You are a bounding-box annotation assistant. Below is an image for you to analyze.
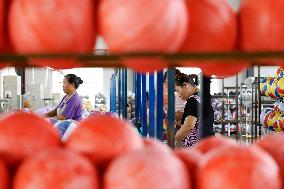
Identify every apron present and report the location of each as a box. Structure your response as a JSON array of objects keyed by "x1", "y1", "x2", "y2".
[
  {"x1": 57, "y1": 93, "x2": 76, "y2": 116},
  {"x1": 182, "y1": 94, "x2": 201, "y2": 148}
]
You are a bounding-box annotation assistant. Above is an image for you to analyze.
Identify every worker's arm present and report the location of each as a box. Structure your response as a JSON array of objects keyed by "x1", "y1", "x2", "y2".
[
  {"x1": 175, "y1": 111, "x2": 184, "y2": 122},
  {"x1": 54, "y1": 114, "x2": 67, "y2": 120},
  {"x1": 44, "y1": 109, "x2": 57, "y2": 118},
  {"x1": 175, "y1": 115, "x2": 197, "y2": 142}
]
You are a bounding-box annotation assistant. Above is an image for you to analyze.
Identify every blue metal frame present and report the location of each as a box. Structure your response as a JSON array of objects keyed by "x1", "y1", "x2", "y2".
[
  {"x1": 135, "y1": 73, "x2": 141, "y2": 120},
  {"x1": 156, "y1": 71, "x2": 164, "y2": 141},
  {"x1": 118, "y1": 69, "x2": 122, "y2": 115},
  {"x1": 141, "y1": 74, "x2": 147, "y2": 136},
  {"x1": 149, "y1": 73, "x2": 155, "y2": 137},
  {"x1": 122, "y1": 69, "x2": 128, "y2": 118},
  {"x1": 167, "y1": 68, "x2": 175, "y2": 147},
  {"x1": 109, "y1": 74, "x2": 117, "y2": 112}
]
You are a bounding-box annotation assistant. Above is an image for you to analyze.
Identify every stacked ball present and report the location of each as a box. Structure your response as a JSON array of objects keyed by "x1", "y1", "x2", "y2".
[
  {"x1": 261, "y1": 102, "x2": 284, "y2": 132},
  {"x1": 260, "y1": 67, "x2": 284, "y2": 98}
]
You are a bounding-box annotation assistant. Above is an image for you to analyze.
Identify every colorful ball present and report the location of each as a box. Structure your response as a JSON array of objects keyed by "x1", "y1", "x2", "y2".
[
  {"x1": 264, "y1": 77, "x2": 273, "y2": 97},
  {"x1": 267, "y1": 78, "x2": 276, "y2": 98},
  {"x1": 276, "y1": 67, "x2": 284, "y2": 79},
  {"x1": 277, "y1": 77, "x2": 284, "y2": 97},
  {"x1": 272, "y1": 111, "x2": 282, "y2": 132},
  {"x1": 274, "y1": 101, "x2": 281, "y2": 112},
  {"x1": 278, "y1": 114, "x2": 284, "y2": 131},
  {"x1": 270, "y1": 79, "x2": 279, "y2": 98},
  {"x1": 260, "y1": 78, "x2": 267, "y2": 95},
  {"x1": 260, "y1": 108, "x2": 273, "y2": 126},
  {"x1": 264, "y1": 110, "x2": 275, "y2": 128}
]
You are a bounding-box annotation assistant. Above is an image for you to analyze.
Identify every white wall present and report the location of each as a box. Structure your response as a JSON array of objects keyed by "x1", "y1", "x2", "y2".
[
  {"x1": 254, "y1": 66, "x2": 279, "y2": 77},
  {"x1": 0, "y1": 68, "x2": 17, "y2": 99},
  {"x1": 25, "y1": 68, "x2": 53, "y2": 98},
  {"x1": 210, "y1": 71, "x2": 247, "y2": 94}
]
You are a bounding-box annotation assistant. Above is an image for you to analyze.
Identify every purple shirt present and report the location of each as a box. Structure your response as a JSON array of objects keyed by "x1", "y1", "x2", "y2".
[{"x1": 57, "y1": 92, "x2": 82, "y2": 121}]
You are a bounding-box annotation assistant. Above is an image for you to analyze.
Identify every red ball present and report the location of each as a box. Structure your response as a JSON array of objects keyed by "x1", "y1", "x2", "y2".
[
  {"x1": 99, "y1": 0, "x2": 187, "y2": 72},
  {"x1": 0, "y1": 0, "x2": 4, "y2": 51},
  {"x1": 9, "y1": 0, "x2": 96, "y2": 69},
  {"x1": 0, "y1": 159, "x2": 8, "y2": 189},
  {"x1": 14, "y1": 148, "x2": 99, "y2": 189},
  {"x1": 99, "y1": 0, "x2": 187, "y2": 52},
  {"x1": 66, "y1": 115, "x2": 143, "y2": 167},
  {"x1": 240, "y1": 0, "x2": 284, "y2": 66},
  {"x1": 196, "y1": 146, "x2": 281, "y2": 189},
  {"x1": 175, "y1": 149, "x2": 202, "y2": 189},
  {"x1": 180, "y1": 0, "x2": 247, "y2": 78},
  {"x1": 193, "y1": 136, "x2": 237, "y2": 154},
  {"x1": 0, "y1": 112, "x2": 60, "y2": 166},
  {"x1": 143, "y1": 138, "x2": 171, "y2": 153},
  {"x1": 104, "y1": 148, "x2": 191, "y2": 189},
  {"x1": 0, "y1": 0, "x2": 13, "y2": 69},
  {"x1": 123, "y1": 57, "x2": 166, "y2": 74},
  {"x1": 256, "y1": 135, "x2": 284, "y2": 184}
]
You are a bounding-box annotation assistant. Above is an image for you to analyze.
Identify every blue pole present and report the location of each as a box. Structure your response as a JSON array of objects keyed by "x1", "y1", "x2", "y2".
[
  {"x1": 118, "y1": 69, "x2": 122, "y2": 116},
  {"x1": 112, "y1": 75, "x2": 117, "y2": 112},
  {"x1": 156, "y1": 71, "x2": 164, "y2": 141},
  {"x1": 149, "y1": 73, "x2": 155, "y2": 137},
  {"x1": 110, "y1": 77, "x2": 112, "y2": 112},
  {"x1": 167, "y1": 69, "x2": 175, "y2": 148},
  {"x1": 141, "y1": 74, "x2": 147, "y2": 136},
  {"x1": 122, "y1": 69, "x2": 128, "y2": 118},
  {"x1": 134, "y1": 72, "x2": 141, "y2": 120}
]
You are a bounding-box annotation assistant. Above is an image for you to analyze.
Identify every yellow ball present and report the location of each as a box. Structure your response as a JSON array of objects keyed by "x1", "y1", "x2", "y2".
[
  {"x1": 260, "y1": 78, "x2": 267, "y2": 95},
  {"x1": 270, "y1": 79, "x2": 279, "y2": 98},
  {"x1": 267, "y1": 111, "x2": 276, "y2": 127},
  {"x1": 266, "y1": 77, "x2": 275, "y2": 97},
  {"x1": 276, "y1": 67, "x2": 284, "y2": 79},
  {"x1": 277, "y1": 77, "x2": 284, "y2": 97},
  {"x1": 272, "y1": 111, "x2": 281, "y2": 131}
]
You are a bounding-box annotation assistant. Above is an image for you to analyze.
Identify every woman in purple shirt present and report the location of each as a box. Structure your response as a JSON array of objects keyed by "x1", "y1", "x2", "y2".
[{"x1": 45, "y1": 74, "x2": 83, "y2": 121}]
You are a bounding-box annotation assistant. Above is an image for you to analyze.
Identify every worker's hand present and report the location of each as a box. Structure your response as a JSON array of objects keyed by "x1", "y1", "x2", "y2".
[{"x1": 175, "y1": 121, "x2": 181, "y2": 126}]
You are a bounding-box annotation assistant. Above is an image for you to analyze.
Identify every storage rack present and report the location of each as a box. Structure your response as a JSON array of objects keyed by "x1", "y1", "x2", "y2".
[
  {"x1": 3, "y1": 51, "x2": 284, "y2": 148},
  {"x1": 239, "y1": 66, "x2": 280, "y2": 142},
  {"x1": 212, "y1": 75, "x2": 240, "y2": 139}
]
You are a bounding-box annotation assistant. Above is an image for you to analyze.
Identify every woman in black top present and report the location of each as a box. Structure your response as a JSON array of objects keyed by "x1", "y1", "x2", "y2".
[{"x1": 175, "y1": 73, "x2": 200, "y2": 148}]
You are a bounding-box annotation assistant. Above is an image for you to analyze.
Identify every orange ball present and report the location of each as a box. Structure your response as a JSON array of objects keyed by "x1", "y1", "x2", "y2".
[
  {"x1": 66, "y1": 115, "x2": 143, "y2": 167},
  {"x1": 9, "y1": 0, "x2": 96, "y2": 69},
  {"x1": 0, "y1": 159, "x2": 8, "y2": 189},
  {"x1": 240, "y1": 0, "x2": 284, "y2": 65},
  {"x1": 180, "y1": 0, "x2": 247, "y2": 78},
  {"x1": 104, "y1": 148, "x2": 191, "y2": 189},
  {"x1": 193, "y1": 136, "x2": 237, "y2": 154},
  {"x1": 14, "y1": 148, "x2": 99, "y2": 189},
  {"x1": 123, "y1": 57, "x2": 166, "y2": 74},
  {"x1": 143, "y1": 138, "x2": 171, "y2": 153},
  {"x1": 196, "y1": 146, "x2": 281, "y2": 189},
  {"x1": 99, "y1": 0, "x2": 187, "y2": 52},
  {"x1": 175, "y1": 149, "x2": 202, "y2": 189},
  {"x1": 99, "y1": 0, "x2": 188, "y2": 72},
  {"x1": 256, "y1": 135, "x2": 284, "y2": 184},
  {"x1": 0, "y1": 0, "x2": 4, "y2": 52},
  {"x1": 0, "y1": 112, "x2": 60, "y2": 166}
]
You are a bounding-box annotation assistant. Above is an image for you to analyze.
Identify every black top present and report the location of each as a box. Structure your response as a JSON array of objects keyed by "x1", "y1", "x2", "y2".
[
  {"x1": 181, "y1": 92, "x2": 199, "y2": 125},
  {"x1": 180, "y1": 92, "x2": 200, "y2": 147}
]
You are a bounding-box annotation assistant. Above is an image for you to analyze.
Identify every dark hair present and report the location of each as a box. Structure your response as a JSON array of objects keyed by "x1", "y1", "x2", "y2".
[
  {"x1": 64, "y1": 74, "x2": 83, "y2": 89},
  {"x1": 176, "y1": 74, "x2": 198, "y2": 87},
  {"x1": 163, "y1": 69, "x2": 182, "y2": 83}
]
